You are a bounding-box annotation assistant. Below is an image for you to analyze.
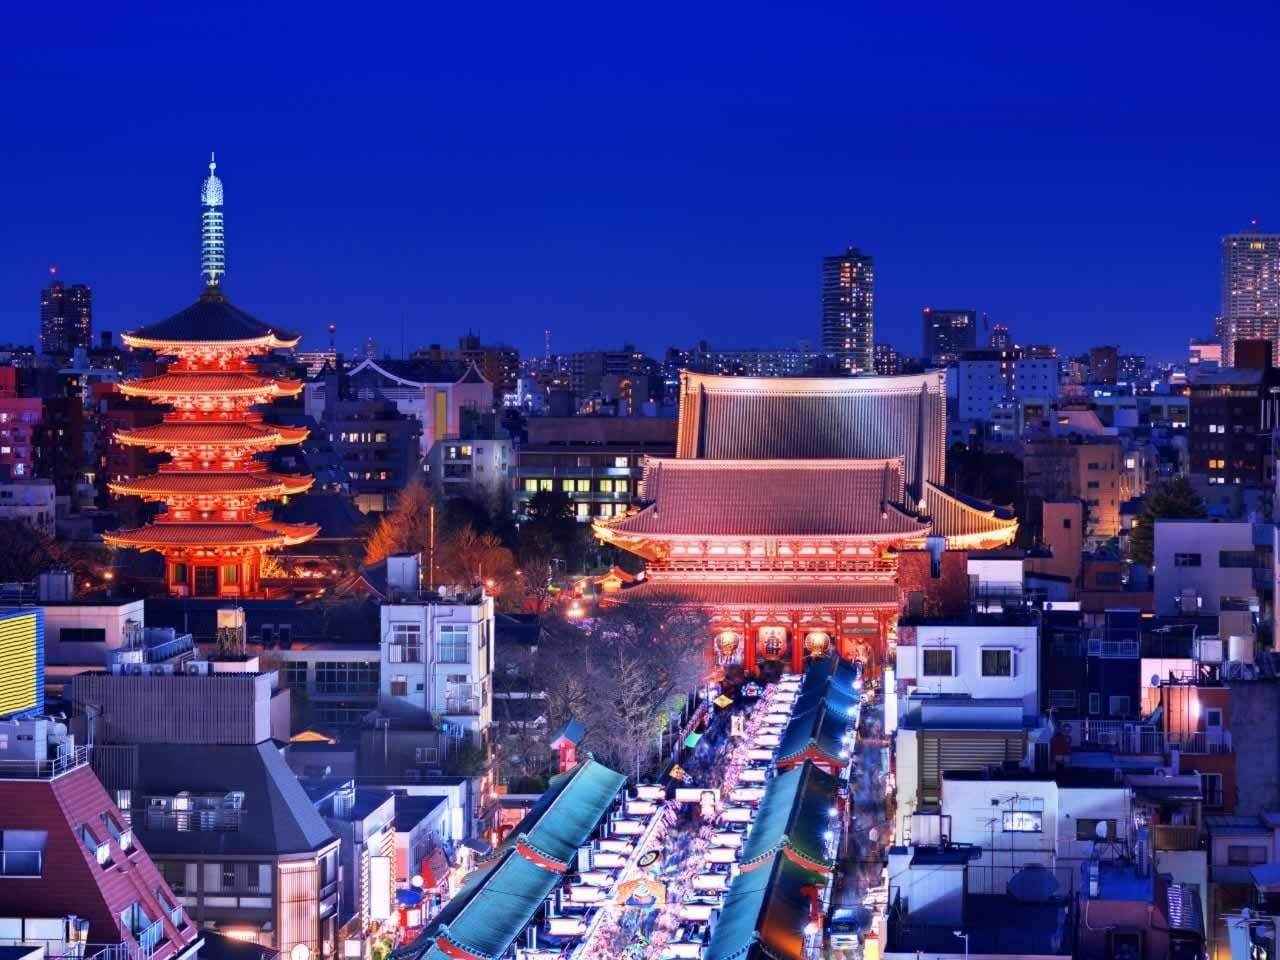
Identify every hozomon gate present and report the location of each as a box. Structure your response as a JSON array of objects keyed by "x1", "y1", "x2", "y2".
[{"x1": 594, "y1": 371, "x2": 1017, "y2": 676}]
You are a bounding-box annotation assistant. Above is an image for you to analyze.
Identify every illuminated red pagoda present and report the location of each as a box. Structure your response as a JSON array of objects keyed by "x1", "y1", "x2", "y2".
[{"x1": 104, "y1": 157, "x2": 318, "y2": 597}]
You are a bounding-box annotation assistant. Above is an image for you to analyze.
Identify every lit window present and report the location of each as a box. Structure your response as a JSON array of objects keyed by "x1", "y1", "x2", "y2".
[{"x1": 1002, "y1": 811, "x2": 1042, "y2": 833}]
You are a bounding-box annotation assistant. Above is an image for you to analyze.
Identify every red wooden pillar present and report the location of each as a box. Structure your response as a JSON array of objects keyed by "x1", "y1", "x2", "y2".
[
  {"x1": 789, "y1": 614, "x2": 804, "y2": 674},
  {"x1": 742, "y1": 612, "x2": 756, "y2": 675}
]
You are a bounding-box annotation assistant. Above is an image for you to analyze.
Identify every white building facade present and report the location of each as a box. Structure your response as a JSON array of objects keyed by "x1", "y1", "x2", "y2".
[{"x1": 378, "y1": 555, "x2": 495, "y2": 747}]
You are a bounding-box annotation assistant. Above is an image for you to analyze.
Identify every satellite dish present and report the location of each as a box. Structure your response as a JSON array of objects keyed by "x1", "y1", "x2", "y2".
[
  {"x1": 1095, "y1": 820, "x2": 1111, "y2": 840},
  {"x1": 1007, "y1": 864, "x2": 1058, "y2": 903}
]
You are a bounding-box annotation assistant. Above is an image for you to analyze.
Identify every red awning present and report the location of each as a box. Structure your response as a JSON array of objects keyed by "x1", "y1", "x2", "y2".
[{"x1": 422, "y1": 848, "x2": 451, "y2": 889}]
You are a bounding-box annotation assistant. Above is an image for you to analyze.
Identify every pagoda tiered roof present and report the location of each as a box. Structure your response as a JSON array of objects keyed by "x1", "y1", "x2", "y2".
[
  {"x1": 118, "y1": 371, "x2": 303, "y2": 400},
  {"x1": 598, "y1": 458, "x2": 928, "y2": 541},
  {"x1": 104, "y1": 520, "x2": 319, "y2": 551},
  {"x1": 121, "y1": 286, "x2": 298, "y2": 351},
  {"x1": 113, "y1": 421, "x2": 309, "y2": 448},
  {"x1": 109, "y1": 472, "x2": 314, "y2": 499}
]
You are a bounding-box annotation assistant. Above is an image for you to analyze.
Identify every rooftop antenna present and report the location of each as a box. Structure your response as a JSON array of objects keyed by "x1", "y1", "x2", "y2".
[
  {"x1": 545, "y1": 328, "x2": 552, "y2": 363},
  {"x1": 328, "y1": 323, "x2": 336, "y2": 353}
]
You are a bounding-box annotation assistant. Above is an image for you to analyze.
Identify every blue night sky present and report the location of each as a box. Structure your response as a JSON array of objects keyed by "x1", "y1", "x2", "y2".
[{"x1": 1, "y1": 1, "x2": 1277, "y2": 362}]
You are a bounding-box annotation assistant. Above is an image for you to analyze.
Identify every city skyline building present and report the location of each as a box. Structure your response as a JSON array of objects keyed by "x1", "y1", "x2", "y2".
[
  {"x1": 1221, "y1": 224, "x2": 1280, "y2": 366},
  {"x1": 821, "y1": 246, "x2": 875, "y2": 374},
  {"x1": 921, "y1": 307, "x2": 977, "y2": 365},
  {"x1": 39, "y1": 272, "x2": 92, "y2": 355}
]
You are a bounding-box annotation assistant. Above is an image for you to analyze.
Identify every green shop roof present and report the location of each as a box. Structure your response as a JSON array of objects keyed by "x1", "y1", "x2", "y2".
[
  {"x1": 776, "y1": 700, "x2": 850, "y2": 768},
  {"x1": 703, "y1": 853, "x2": 815, "y2": 960},
  {"x1": 738, "y1": 761, "x2": 838, "y2": 874},
  {"x1": 419, "y1": 849, "x2": 561, "y2": 960},
  {"x1": 484, "y1": 757, "x2": 627, "y2": 867}
]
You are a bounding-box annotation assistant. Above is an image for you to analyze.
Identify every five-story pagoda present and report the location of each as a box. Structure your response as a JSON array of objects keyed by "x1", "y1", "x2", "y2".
[{"x1": 104, "y1": 156, "x2": 318, "y2": 597}]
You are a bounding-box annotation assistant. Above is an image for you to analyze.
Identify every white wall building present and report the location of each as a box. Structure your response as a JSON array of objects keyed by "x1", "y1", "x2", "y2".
[
  {"x1": 378, "y1": 554, "x2": 495, "y2": 747},
  {"x1": 895, "y1": 621, "x2": 1040, "y2": 719},
  {"x1": 1153, "y1": 519, "x2": 1256, "y2": 617},
  {"x1": 933, "y1": 770, "x2": 1131, "y2": 896}
]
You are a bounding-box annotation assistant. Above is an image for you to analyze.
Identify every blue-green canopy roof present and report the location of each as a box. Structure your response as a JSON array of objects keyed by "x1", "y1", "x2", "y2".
[
  {"x1": 739, "y1": 761, "x2": 838, "y2": 873},
  {"x1": 703, "y1": 853, "x2": 814, "y2": 960},
  {"x1": 396, "y1": 758, "x2": 627, "y2": 960},
  {"x1": 486, "y1": 757, "x2": 627, "y2": 867},
  {"x1": 422, "y1": 850, "x2": 561, "y2": 960},
  {"x1": 776, "y1": 700, "x2": 850, "y2": 767}
]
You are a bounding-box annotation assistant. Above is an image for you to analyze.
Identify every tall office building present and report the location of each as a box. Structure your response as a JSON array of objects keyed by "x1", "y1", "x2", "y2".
[
  {"x1": 39, "y1": 274, "x2": 92, "y2": 355},
  {"x1": 0, "y1": 608, "x2": 43, "y2": 719},
  {"x1": 821, "y1": 247, "x2": 875, "y2": 374},
  {"x1": 989, "y1": 323, "x2": 1011, "y2": 350},
  {"x1": 1221, "y1": 225, "x2": 1280, "y2": 366},
  {"x1": 921, "y1": 308, "x2": 977, "y2": 365}
]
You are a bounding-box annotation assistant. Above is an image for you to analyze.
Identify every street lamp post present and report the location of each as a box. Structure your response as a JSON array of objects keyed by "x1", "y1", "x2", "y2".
[{"x1": 953, "y1": 930, "x2": 969, "y2": 959}]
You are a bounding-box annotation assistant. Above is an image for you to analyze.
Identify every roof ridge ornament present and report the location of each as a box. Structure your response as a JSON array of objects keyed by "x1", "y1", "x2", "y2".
[{"x1": 200, "y1": 152, "x2": 226, "y2": 288}]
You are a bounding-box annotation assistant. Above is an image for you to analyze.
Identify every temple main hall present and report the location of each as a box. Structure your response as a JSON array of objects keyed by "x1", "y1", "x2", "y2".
[{"x1": 594, "y1": 370, "x2": 1017, "y2": 675}]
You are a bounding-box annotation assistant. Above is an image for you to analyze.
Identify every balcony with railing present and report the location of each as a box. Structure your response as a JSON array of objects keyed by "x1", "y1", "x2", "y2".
[
  {"x1": 0, "y1": 744, "x2": 90, "y2": 779},
  {"x1": 1167, "y1": 731, "x2": 1233, "y2": 755},
  {"x1": 1148, "y1": 824, "x2": 1202, "y2": 851},
  {"x1": 134, "y1": 919, "x2": 164, "y2": 958},
  {"x1": 1087, "y1": 637, "x2": 1139, "y2": 658},
  {"x1": 443, "y1": 696, "x2": 480, "y2": 716},
  {"x1": 143, "y1": 806, "x2": 243, "y2": 833},
  {"x1": 1072, "y1": 720, "x2": 1165, "y2": 754},
  {"x1": 0, "y1": 941, "x2": 168, "y2": 960}
]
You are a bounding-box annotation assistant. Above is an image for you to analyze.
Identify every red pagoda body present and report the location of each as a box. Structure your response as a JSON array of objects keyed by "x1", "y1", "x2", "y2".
[
  {"x1": 106, "y1": 158, "x2": 318, "y2": 596},
  {"x1": 103, "y1": 285, "x2": 318, "y2": 596}
]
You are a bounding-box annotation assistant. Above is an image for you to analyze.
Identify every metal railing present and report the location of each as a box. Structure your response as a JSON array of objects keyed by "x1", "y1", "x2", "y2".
[
  {"x1": 144, "y1": 807, "x2": 242, "y2": 832},
  {"x1": 1167, "y1": 731, "x2": 1233, "y2": 754},
  {"x1": 141, "y1": 632, "x2": 194, "y2": 663},
  {"x1": 1072, "y1": 720, "x2": 1164, "y2": 754},
  {"x1": 0, "y1": 848, "x2": 42, "y2": 875},
  {"x1": 1149, "y1": 824, "x2": 1202, "y2": 851},
  {"x1": 134, "y1": 919, "x2": 163, "y2": 958},
  {"x1": 0, "y1": 745, "x2": 90, "y2": 779},
  {"x1": 1087, "y1": 638, "x2": 1140, "y2": 658},
  {"x1": 0, "y1": 940, "x2": 150, "y2": 960}
]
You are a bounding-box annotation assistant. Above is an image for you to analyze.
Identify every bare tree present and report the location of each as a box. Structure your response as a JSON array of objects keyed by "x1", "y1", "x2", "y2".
[{"x1": 538, "y1": 603, "x2": 707, "y2": 779}]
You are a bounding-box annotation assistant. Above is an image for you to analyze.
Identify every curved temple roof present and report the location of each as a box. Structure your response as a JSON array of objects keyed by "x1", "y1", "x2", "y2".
[
  {"x1": 108, "y1": 472, "x2": 314, "y2": 500},
  {"x1": 119, "y1": 372, "x2": 303, "y2": 400},
  {"x1": 599, "y1": 457, "x2": 926, "y2": 540},
  {"x1": 121, "y1": 286, "x2": 298, "y2": 350},
  {"x1": 113, "y1": 421, "x2": 309, "y2": 448},
  {"x1": 103, "y1": 520, "x2": 319, "y2": 551}
]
